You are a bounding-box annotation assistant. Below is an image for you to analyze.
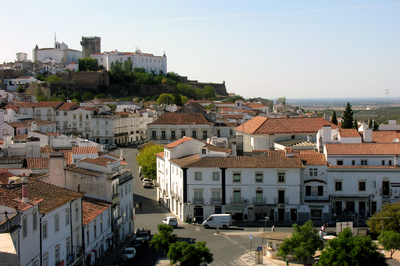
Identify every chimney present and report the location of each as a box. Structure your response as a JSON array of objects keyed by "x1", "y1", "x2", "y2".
[
  {"x1": 363, "y1": 128, "x2": 372, "y2": 143},
  {"x1": 231, "y1": 141, "x2": 237, "y2": 156},
  {"x1": 120, "y1": 149, "x2": 123, "y2": 161},
  {"x1": 284, "y1": 148, "x2": 293, "y2": 157},
  {"x1": 269, "y1": 134, "x2": 275, "y2": 151},
  {"x1": 21, "y1": 174, "x2": 28, "y2": 203}
]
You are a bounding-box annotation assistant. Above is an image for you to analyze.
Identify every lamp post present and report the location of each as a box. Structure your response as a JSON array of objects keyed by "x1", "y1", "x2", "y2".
[
  {"x1": 264, "y1": 217, "x2": 269, "y2": 233},
  {"x1": 188, "y1": 202, "x2": 191, "y2": 223}
]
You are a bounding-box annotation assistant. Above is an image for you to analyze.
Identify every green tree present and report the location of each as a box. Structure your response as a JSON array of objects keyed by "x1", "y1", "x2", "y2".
[
  {"x1": 173, "y1": 89, "x2": 182, "y2": 106},
  {"x1": 82, "y1": 92, "x2": 94, "y2": 101},
  {"x1": 168, "y1": 241, "x2": 213, "y2": 266},
  {"x1": 149, "y1": 224, "x2": 178, "y2": 256},
  {"x1": 331, "y1": 110, "x2": 338, "y2": 125},
  {"x1": 123, "y1": 56, "x2": 133, "y2": 74},
  {"x1": 203, "y1": 85, "x2": 216, "y2": 99},
  {"x1": 78, "y1": 57, "x2": 98, "y2": 71},
  {"x1": 151, "y1": 95, "x2": 159, "y2": 101},
  {"x1": 144, "y1": 96, "x2": 152, "y2": 102},
  {"x1": 166, "y1": 72, "x2": 180, "y2": 83},
  {"x1": 94, "y1": 94, "x2": 104, "y2": 99},
  {"x1": 318, "y1": 228, "x2": 386, "y2": 266},
  {"x1": 35, "y1": 74, "x2": 46, "y2": 81},
  {"x1": 367, "y1": 202, "x2": 400, "y2": 234},
  {"x1": 368, "y1": 118, "x2": 373, "y2": 129},
  {"x1": 135, "y1": 97, "x2": 142, "y2": 103},
  {"x1": 70, "y1": 92, "x2": 82, "y2": 102},
  {"x1": 373, "y1": 121, "x2": 380, "y2": 131},
  {"x1": 71, "y1": 99, "x2": 80, "y2": 104},
  {"x1": 136, "y1": 143, "x2": 164, "y2": 179},
  {"x1": 277, "y1": 220, "x2": 324, "y2": 264},
  {"x1": 106, "y1": 104, "x2": 116, "y2": 111},
  {"x1": 36, "y1": 87, "x2": 48, "y2": 101},
  {"x1": 378, "y1": 230, "x2": 400, "y2": 258},
  {"x1": 157, "y1": 93, "x2": 174, "y2": 105},
  {"x1": 341, "y1": 102, "x2": 354, "y2": 128},
  {"x1": 353, "y1": 119, "x2": 358, "y2": 129},
  {"x1": 17, "y1": 85, "x2": 24, "y2": 93},
  {"x1": 45, "y1": 75, "x2": 62, "y2": 83}
]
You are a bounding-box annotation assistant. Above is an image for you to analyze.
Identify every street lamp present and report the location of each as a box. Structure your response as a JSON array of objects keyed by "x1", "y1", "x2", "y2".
[
  {"x1": 188, "y1": 202, "x2": 191, "y2": 223},
  {"x1": 264, "y1": 217, "x2": 269, "y2": 232}
]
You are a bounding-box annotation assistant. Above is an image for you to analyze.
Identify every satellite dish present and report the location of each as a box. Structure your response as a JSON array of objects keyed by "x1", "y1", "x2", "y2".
[{"x1": 393, "y1": 138, "x2": 399, "y2": 143}]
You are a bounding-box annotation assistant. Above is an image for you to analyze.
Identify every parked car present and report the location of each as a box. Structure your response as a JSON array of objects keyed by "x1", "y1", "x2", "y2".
[
  {"x1": 328, "y1": 217, "x2": 353, "y2": 227},
  {"x1": 202, "y1": 214, "x2": 232, "y2": 229},
  {"x1": 143, "y1": 181, "x2": 152, "y2": 188},
  {"x1": 113, "y1": 254, "x2": 128, "y2": 266},
  {"x1": 122, "y1": 247, "x2": 137, "y2": 259},
  {"x1": 162, "y1": 217, "x2": 178, "y2": 228},
  {"x1": 136, "y1": 229, "x2": 151, "y2": 243},
  {"x1": 130, "y1": 238, "x2": 145, "y2": 251},
  {"x1": 142, "y1": 178, "x2": 152, "y2": 184}
]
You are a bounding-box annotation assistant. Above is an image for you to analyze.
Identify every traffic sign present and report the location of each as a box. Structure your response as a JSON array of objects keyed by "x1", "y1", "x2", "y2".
[
  {"x1": 257, "y1": 246, "x2": 262, "y2": 252},
  {"x1": 250, "y1": 235, "x2": 253, "y2": 240}
]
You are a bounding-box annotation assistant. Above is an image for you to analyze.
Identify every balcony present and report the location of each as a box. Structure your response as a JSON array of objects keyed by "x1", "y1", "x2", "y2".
[
  {"x1": 305, "y1": 196, "x2": 329, "y2": 202},
  {"x1": 113, "y1": 216, "x2": 123, "y2": 228},
  {"x1": 210, "y1": 198, "x2": 222, "y2": 204},
  {"x1": 380, "y1": 189, "x2": 392, "y2": 196},
  {"x1": 274, "y1": 197, "x2": 288, "y2": 204},
  {"x1": 0, "y1": 214, "x2": 19, "y2": 233},
  {"x1": 252, "y1": 197, "x2": 266, "y2": 204},
  {"x1": 170, "y1": 191, "x2": 175, "y2": 198},
  {"x1": 192, "y1": 197, "x2": 204, "y2": 204},
  {"x1": 230, "y1": 197, "x2": 244, "y2": 204}
]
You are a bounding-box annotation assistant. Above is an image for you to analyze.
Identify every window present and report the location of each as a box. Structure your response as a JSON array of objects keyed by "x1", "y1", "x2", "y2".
[
  {"x1": 203, "y1": 131, "x2": 207, "y2": 140},
  {"x1": 306, "y1": 186, "x2": 311, "y2": 196},
  {"x1": 389, "y1": 160, "x2": 392, "y2": 166},
  {"x1": 233, "y1": 173, "x2": 241, "y2": 183},
  {"x1": 278, "y1": 173, "x2": 285, "y2": 183},
  {"x1": 335, "y1": 181, "x2": 342, "y2": 191},
  {"x1": 195, "y1": 172, "x2": 202, "y2": 180},
  {"x1": 73, "y1": 114, "x2": 76, "y2": 120},
  {"x1": 352, "y1": 160, "x2": 355, "y2": 165},
  {"x1": 105, "y1": 121, "x2": 108, "y2": 125},
  {"x1": 66, "y1": 237, "x2": 71, "y2": 257},
  {"x1": 100, "y1": 214, "x2": 103, "y2": 232},
  {"x1": 171, "y1": 131, "x2": 175, "y2": 139},
  {"x1": 256, "y1": 190, "x2": 263, "y2": 204},
  {"x1": 181, "y1": 131, "x2": 186, "y2": 138},
  {"x1": 108, "y1": 209, "x2": 110, "y2": 226},
  {"x1": 55, "y1": 214, "x2": 59, "y2": 232},
  {"x1": 94, "y1": 220, "x2": 97, "y2": 238},
  {"x1": 86, "y1": 228, "x2": 90, "y2": 245},
  {"x1": 309, "y1": 168, "x2": 318, "y2": 176},
  {"x1": 192, "y1": 131, "x2": 197, "y2": 139},
  {"x1": 337, "y1": 160, "x2": 343, "y2": 165},
  {"x1": 382, "y1": 160, "x2": 385, "y2": 166},
  {"x1": 33, "y1": 210, "x2": 37, "y2": 231},
  {"x1": 212, "y1": 191, "x2": 220, "y2": 204},
  {"x1": 256, "y1": 173, "x2": 263, "y2": 183},
  {"x1": 212, "y1": 172, "x2": 220, "y2": 181},
  {"x1": 318, "y1": 186, "x2": 323, "y2": 196},
  {"x1": 152, "y1": 131, "x2": 156, "y2": 139},
  {"x1": 86, "y1": 115, "x2": 89, "y2": 119},
  {"x1": 43, "y1": 222, "x2": 48, "y2": 239},
  {"x1": 361, "y1": 160, "x2": 368, "y2": 165},
  {"x1": 194, "y1": 191, "x2": 203, "y2": 204},
  {"x1": 96, "y1": 120, "x2": 99, "y2": 125},
  {"x1": 105, "y1": 130, "x2": 108, "y2": 135},
  {"x1": 22, "y1": 216, "x2": 27, "y2": 237},
  {"x1": 359, "y1": 181, "x2": 366, "y2": 191},
  {"x1": 162, "y1": 131, "x2": 166, "y2": 139},
  {"x1": 121, "y1": 188, "x2": 123, "y2": 198},
  {"x1": 75, "y1": 204, "x2": 79, "y2": 222},
  {"x1": 43, "y1": 253, "x2": 48, "y2": 266},
  {"x1": 55, "y1": 244, "x2": 60, "y2": 263},
  {"x1": 233, "y1": 190, "x2": 241, "y2": 203}
]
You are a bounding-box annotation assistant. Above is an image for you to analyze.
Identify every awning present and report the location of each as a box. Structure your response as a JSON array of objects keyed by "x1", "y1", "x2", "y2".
[
  {"x1": 57, "y1": 261, "x2": 64, "y2": 266},
  {"x1": 92, "y1": 249, "x2": 97, "y2": 253},
  {"x1": 226, "y1": 205, "x2": 243, "y2": 213},
  {"x1": 87, "y1": 254, "x2": 92, "y2": 258}
]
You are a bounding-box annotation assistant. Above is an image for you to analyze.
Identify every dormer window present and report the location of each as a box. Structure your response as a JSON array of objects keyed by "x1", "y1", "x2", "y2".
[{"x1": 202, "y1": 149, "x2": 207, "y2": 154}]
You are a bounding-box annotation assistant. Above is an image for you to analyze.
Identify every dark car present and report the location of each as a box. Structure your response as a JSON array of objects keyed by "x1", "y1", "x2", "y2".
[
  {"x1": 113, "y1": 254, "x2": 128, "y2": 266},
  {"x1": 130, "y1": 238, "x2": 145, "y2": 251},
  {"x1": 328, "y1": 218, "x2": 353, "y2": 227}
]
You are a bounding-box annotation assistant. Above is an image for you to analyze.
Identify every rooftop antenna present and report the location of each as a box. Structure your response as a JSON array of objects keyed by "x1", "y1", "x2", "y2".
[{"x1": 385, "y1": 90, "x2": 390, "y2": 105}]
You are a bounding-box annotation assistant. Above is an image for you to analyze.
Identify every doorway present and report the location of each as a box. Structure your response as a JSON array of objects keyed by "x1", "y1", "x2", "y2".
[
  {"x1": 194, "y1": 207, "x2": 203, "y2": 224},
  {"x1": 335, "y1": 201, "x2": 342, "y2": 215},
  {"x1": 278, "y1": 208, "x2": 285, "y2": 221},
  {"x1": 371, "y1": 201, "x2": 377, "y2": 215},
  {"x1": 290, "y1": 209, "x2": 297, "y2": 221},
  {"x1": 359, "y1": 202, "x2": 366, "y2": 217},
  {"x1": 248, "y1": 208, "x2": 254, "y2": 222}
]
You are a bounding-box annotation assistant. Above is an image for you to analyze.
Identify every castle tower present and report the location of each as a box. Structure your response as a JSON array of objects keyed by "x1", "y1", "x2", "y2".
[{"x1": 80, "y1": 36, "x2": 101, "y2": 58}]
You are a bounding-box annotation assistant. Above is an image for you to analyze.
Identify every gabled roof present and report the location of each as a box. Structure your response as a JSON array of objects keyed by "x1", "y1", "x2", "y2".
[
  {"x1": 57, "y1": 102, "x2": 78, "y2": 110},
  {"x1": 325, "y1": 143, "x2": 400, "y2": 155},
  {"x1": 234, "y1": 117, "x2": 337, "y2": 135},
  {"x1": 165, "y1": 137, "x2": 194, "y2": 148},
  {"x1": 0, "y1": 171, "x2": 14, "y2": 184},
  {"x1": 80, "y1": 157, "x2": 117, "y2": 166},
  {"x1": 82, "y1": 196, "x2": 111, "y2": 225},
  {"x1": 339, "y1": 128, "x2": 361, "y2": 138},
  {"x1": 149, "y1": 113, "x2": 213, "y2": 125},
  {"x1": 65, "y1": 165, "x2": 100, "y2": 176},
  {"x1": 16, "y1": 101, "x2": 64, "y2": 108},
  {"x1": 27, "y1": 158, "x2": 49, "y2": 169},
  {"x1": 372, "y1": 131, "x2": 400, "y2": 143},
  {"x1": 294, "y1": 151, "x2": 327, "y2": 165},
  {"x1": 72, "y1": 146, "x2": 98, "y2": 155},
  {"x1": 0, "y1": 187, "x2": 42, "y2": 211},
  {"x1": 246, "y1": 103, "x2": 268, "y2": 109},
  {"x1": 14, "y1": 180, "x2": 85, "y2": 214},
  {"x1": 203, "y1": 144, "x2": 231, "y2": 153}
]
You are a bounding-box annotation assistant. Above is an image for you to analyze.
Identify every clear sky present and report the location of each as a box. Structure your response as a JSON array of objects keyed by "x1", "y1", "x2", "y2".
[{"x1": 1, "y1": 0, "x2": 399, "y2": 99}]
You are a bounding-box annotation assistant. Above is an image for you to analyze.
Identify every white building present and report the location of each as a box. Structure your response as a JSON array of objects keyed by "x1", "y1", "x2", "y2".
[
  {"x1": 33, "y1": 41, "x2": 82, "y2": 66},
  {"x1": 3, "y1": 76, "x2": 38, "y2": 91},
  {"x1": 90, "y1": 48, "x2": 167, "y2": 74}
]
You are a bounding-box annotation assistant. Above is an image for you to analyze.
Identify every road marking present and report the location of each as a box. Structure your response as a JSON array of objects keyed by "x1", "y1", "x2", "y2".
[
  {"x1": 223, "y1": 235, "x2": 247, "y2": 251},
  {"x1": 196, "y1": 227, "x2": 200, "y2": 232}
]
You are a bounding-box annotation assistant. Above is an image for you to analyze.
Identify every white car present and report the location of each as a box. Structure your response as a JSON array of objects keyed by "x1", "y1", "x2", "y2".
[
  {"x1": 162, "y1": 217, "x2": 178, "y2": 228},
  {"x1": 143, "y1": 181, "x2": 152, "y2": 188},
  {"x1": 122, "y1": 247, "x2": 136, "y2": 259}
]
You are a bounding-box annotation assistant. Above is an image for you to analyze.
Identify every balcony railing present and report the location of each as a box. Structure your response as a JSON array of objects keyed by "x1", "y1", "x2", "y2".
[
  {"x1": 380, "y1": 189, "x2": 392, "y2": 196},
  {"x1": 210, "y1": 198, "x2": 222, "y2": 204},
  {"x1": 230, "y1": 197, "x2": 244, "y2": 204},
  {"x1": 304, "y1": 196, "x2": 329, "y2": 201},
  {"x1": 274, "y1": 197, "x2": 288, "y2": 204},
  {"x1": 170, "y1": 191, "x2": 175, "y2": 198},
  {"x1": 192, "y1": 197, "x2": 204, "y2": 204},
  {"x1": 0, "y1": 214, "x2": 20, "y2": 233},
  {"x1": 112, "y1": 216, "x2": 123, "y2": 228},
  {"x1": 252, "y1": 197, "x2": 266, "y2": 204}
]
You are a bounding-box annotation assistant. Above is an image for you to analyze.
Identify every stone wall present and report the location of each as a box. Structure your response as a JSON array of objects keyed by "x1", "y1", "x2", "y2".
[
  {"x1": 64, "y1": 71, "x2": 110, "y2": 88},
  {"x1": 24, "y1": 83, "x2": 51, "y2": 98},
  {"x1": 0, "y1": 70, "x2": 27, "y2": 80},
  {"x1": 187, "y1": 80, "x2": 228, "y2": 96}
]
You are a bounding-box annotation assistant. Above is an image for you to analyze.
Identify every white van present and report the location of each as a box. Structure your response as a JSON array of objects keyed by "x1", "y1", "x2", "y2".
[{"x1": 202, "y1": 214, "x2": 232, "y2": 229}]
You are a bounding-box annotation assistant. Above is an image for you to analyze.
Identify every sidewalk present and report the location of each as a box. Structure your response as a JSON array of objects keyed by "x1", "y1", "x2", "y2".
[{"x1": 238, "y1": 251, "x2": 307, "y2": 266}]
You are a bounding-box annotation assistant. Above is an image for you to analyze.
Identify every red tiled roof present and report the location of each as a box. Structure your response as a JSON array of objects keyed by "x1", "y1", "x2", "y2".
[
  {"x1": 13, "y1": 134, "x2": 28, "y2": 139},
  {"x1": 27, "y1": 158, "x2": 49, "y2": 169},
  {"x1": 80, "y1": 157, "x2": 117, "y2": 166},
  {"x1": 57, "y1": 102, "x2": 78, "y2": 110},
  {"x1": 156, "y1": 152, "x2": 164, "y2": 158},
  {"x1": 72, "y1": 146, "x2": 98, "y2": 155},
  {"x1": 339, "y1": 129, "x2": 361, "y2": 138},
  {"x1": 165, "y1": 137, "x2": 194, "y2": 148},
  {"x1": 222, "y1": 115, "x2": 245, "y2": 119},
  {"x1": 0, "y1": 171, "x2": 14, "y2": 184},
  {"x1": 234, "y1": 117, "x2": 337, "y2": 135},
  {"x1": 149, "y1": 113, "x2": 213, "y2": 125},
  {"x1": 246, "y1": 103, "x2": 267, "y2": 109},
  {"x1": 65, "y1": 165, "x2": 99, "y2": 176},
  {"x1": 16, "y1": 101, "x2": 63, "y2": 108},
  {"x1": 0, "y1": 187, "x2": 42, "y2": 211},
  {"x1": 13, "y1": 179, "x2": 85, "y2": 214},
  {"x1": 82, "y1": 196, "x2": 111, "y2": 225},
  {"x1": 294, "y1": 151, "x2": 327, "y2": 165},
  {"x1": 372, "y1": 131, "x2": 400, "y2": 143},
  {"x1": 203, "y1": 144, "x2": 231, "y2": 153},
  {"x1": 325, "y1": 143, "x2": 400, "y2": 155}
]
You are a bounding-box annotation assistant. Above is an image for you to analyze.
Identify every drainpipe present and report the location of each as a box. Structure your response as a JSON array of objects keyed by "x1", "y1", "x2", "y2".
[
  {"x1": 182, "y1": 168, "x2": 188, "y2": 203},
  {"x1": 220, "y1": 168, "x2": 227, "y2": 205}
]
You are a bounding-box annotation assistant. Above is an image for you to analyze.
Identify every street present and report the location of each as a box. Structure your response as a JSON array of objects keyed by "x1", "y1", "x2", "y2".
[{"x1": 116, "y1": 147, "x2": 293, "y2": 266}]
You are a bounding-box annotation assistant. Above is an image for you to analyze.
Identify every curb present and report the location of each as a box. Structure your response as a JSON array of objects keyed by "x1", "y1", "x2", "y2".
[{"x1": 237, "y1": 251, "x2": 249, "y2": 265}]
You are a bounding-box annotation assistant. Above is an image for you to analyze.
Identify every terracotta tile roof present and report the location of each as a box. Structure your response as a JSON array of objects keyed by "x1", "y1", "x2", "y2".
[
  {"x1": 339, "y1": 129, "x2": 361, "y2": 138},
  {"x1": 328, "y1": 165, "x2": 400, "y2": 169},
  {"x1": 181, "y1": 151, "x2": 303, "y2": 168},
  {"x1": 325, "y1": 143, "x2": 400, "y2": 155},
  {"x1": 82, "y1": 196, "x2": 111, "y2": 225},
  {"x1": 156, "y1": 152, "x2": 164, "y2": 158},
  {"x1": 13, "y1": 180, "x2": 85, "y2": 214},
  {"x1": 40, "y1": 147, "x2": 49, "y2": 153},
  {"x1": 214, "y1": 122, "x2": 238, "y2": 127},
  {"x1": 72, "y1": 147, "x2": 98, "y2": 155},
  {"x1": 63, "y1": 150, "x2": 73, "y2": 165},
  {"x1": 246, "y1": 103, "x2": 268, "y2": 109},
  {"x1": 372, "y1": 131, "x2": 400, "y2": 143},
  {"x1": 0, "y1": 187, "x2": 42, "y2": 211},
  {"x1": 222, "y1": 115, "x2": 245, "y2": 119},
  {"x1": 186, "y1": 100, "x2": 213, "y2": 104},
  {"x1": 27, "y1": 158, "x2": 49, "y2": 168},
  {"x1": 65, "y1": 165, "x2": 100, "y2": 177},
  {"x1": 294, "y1": 151, "x2": 327, "y2": 165},
  {"x1": 80, "y1": 157, "x2": 117, "y2": 166},
  {"x1": 165, "y1": 137, "x2": 195, "y2": 148},
  {"x1": 234, "y1": 117, "x2": 337, "y2": 135},
  {"x1": 170, "y1": 154, "x2": 201, "y2": 167},
  {"x1": 0, "y1": 171, "x2": 14, "y2": 184},
  {"x1": 17, "y1": 101, "x2": 63, "y2": 108},
  {"x1": 203, "y1": 144, "x2": 231, "y2": 153},
  {"x1": 4, "y1": 105, "x2": 19, "y2": 112},
  {"x1": 13, "y1": 134, "x2": 28, "y2": 139},
  {"x1": 7, "y1": 119, "x2": 57, "y2": 128},
  {"x1": 57, "y1": 102, "x2": 78, "y2": 110},
  {"x1": 149, "y1": 113, "x2": 213, "y2": 125}
]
